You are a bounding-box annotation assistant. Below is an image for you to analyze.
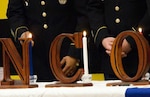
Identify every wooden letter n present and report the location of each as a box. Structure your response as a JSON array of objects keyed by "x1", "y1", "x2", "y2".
[{"x1": 0, "y1": 38, "x2": 37, "y2": 88}]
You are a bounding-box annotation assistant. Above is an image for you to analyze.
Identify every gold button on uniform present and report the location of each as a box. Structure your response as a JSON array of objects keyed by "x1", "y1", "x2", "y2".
[
  {"x1": 115, "y1": 18, "x2": 120, "y2": 23},
  {"x1": 42, "y1": 12, "x2": 47, "y2": 17},
  {"x1": 115, "y1": 6, "x2": 120, "y2": 11},
  {"x1": 43, "y1": 24, "x2": 48, "y2": 29},
  {"x1": 41, "y1": 1, "x2": 46, "y2": 5}
]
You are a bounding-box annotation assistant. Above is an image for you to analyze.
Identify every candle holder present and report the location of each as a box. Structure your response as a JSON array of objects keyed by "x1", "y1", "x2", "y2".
[{"x1": 81, "y1": 74, "x2": 92, "y2": 83}]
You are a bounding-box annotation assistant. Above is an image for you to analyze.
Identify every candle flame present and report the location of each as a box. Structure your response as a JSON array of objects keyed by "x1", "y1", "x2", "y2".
[
  {"x1": 83, "y1": 31, "x2": 87, "y2": 37},
  {"x1": 138, "y1": 27, "x2": 142, "y2": 33},
  {"x1": 138, "y1": 27, "x2": 143, "y2": 35},
  {"x1": 28, "y1": 33, "x2": 32, "y2": 38}
]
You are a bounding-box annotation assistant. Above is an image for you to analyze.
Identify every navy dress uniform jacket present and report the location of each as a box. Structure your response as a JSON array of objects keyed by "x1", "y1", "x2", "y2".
[
  {"x1": 88, "y1": 0, "x2": 150, "y2": 79},
  {"x1": 7, "y1": 0, "x2": 89, "y2": 81}
]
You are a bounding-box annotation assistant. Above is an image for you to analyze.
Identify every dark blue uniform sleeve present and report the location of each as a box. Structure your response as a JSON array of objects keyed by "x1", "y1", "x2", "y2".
[{"x1": 7, "y1": 0, "x2": 29, "y2": 40}]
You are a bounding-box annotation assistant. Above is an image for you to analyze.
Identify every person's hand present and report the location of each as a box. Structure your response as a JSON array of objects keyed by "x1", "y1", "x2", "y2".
[
  {"x1": 61, "y1": 56, "x2": 79, "y2": 77},
  {"x1": 108, "y1": 39, "x2": 130, "y2": 58},
  {"x1": 102, "y1": 37, "x2": 115, "y2": 55},
  {"x1": 102, "y1": 37, "x2": 128, "y2": 57},
  {"x1": 122, "y1": 39, "x2": 132, "y2": 56},
  {"x1": 20, "y1": 31, "x2": 34, "y2": 46}
]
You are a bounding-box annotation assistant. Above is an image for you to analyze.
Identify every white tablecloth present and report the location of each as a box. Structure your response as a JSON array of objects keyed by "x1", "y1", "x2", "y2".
[{"x1": 0, "y1": 80, "x2": 149, "y2": 97}]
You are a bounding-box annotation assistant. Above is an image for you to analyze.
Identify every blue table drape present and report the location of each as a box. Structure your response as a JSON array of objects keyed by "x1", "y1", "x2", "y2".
[{"x1": 125, "y1": 88, "x2": 150, "y2": 97}]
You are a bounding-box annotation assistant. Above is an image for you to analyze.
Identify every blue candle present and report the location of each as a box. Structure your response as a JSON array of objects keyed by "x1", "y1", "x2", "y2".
[{"x1": 29, "y1": 41, "x2": 33, "y2": 76}]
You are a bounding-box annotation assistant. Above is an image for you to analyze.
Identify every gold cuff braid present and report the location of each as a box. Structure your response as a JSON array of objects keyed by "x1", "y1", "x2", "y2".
[
  {"x1": 11, "y1": 26, "x2": 28, "y2": 41},
  {"x1": 94, "y1": 26, "x2": 107, "y2": 43}
]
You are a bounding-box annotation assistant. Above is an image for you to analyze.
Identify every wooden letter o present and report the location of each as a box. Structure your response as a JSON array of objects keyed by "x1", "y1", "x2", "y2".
[{"x1": 110, "y1": 31, "x2": 150, "y2": 82}]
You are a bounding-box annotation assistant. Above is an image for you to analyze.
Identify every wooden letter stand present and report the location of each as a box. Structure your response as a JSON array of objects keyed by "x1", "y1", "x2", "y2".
[
  {"x1": 107, "y1": 31, "x2": 150, "y2": 86},
  {"x1": 46, "y1": 32, "x2": 93, "y2": 87},
  {"x1": 0, "y1": 38, "x2": 38, "y2": 88}
]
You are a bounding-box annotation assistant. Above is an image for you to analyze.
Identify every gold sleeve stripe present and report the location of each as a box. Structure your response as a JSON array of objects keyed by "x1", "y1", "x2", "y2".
[
  {"x1": 15, "y1": 26, "x2": 28, "y2": 37},
  {"x1": 70, "y1": 43, "x2": 75, "y2": 45},
  {"x1": 11, "y1": 26, "x2": 28, "y2": 41},
  {"x1": 94, "y1": 26, "x2": 107, "y2": 43},
  {"x1": 132, "y1": 27, "x2": 136, "y2": 32}
]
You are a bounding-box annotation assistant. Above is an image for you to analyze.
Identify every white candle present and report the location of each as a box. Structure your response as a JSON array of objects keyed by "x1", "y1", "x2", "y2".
[{"x1": 82, "y1": 31, "x2": 89, "y2": 75}]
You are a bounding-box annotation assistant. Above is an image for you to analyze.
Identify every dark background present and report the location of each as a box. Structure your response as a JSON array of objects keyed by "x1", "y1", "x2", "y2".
[{"x1": 0, "y1": 19, "x2": 16, "y2": 74}]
